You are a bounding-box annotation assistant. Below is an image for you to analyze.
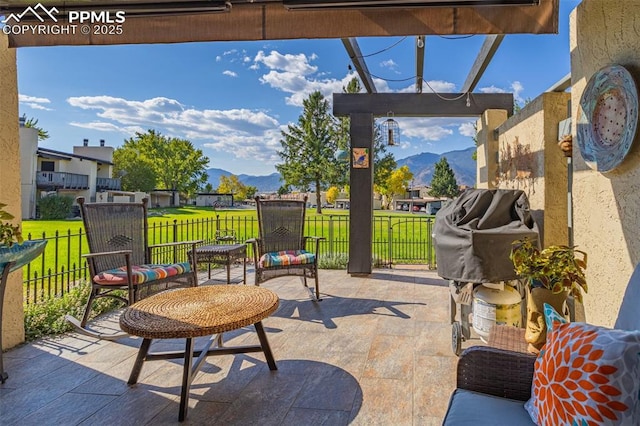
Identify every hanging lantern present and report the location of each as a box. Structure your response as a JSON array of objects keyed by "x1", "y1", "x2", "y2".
[{"x1": 380, "y1": 112, "x2": 399, "y2": 146}]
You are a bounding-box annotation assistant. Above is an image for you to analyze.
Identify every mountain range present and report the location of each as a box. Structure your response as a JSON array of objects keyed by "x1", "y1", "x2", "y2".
[{"x1": 206, "y1": 146, "x2": 476, "y2": 192}]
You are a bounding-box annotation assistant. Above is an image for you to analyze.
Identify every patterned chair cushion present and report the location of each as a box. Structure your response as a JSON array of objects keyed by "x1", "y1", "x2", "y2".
[
  {"x1": 259, "y1": 250, "x2": 315, "y2": 268},
  {"x1": 93, "y1": 262, "x2": 191, "y2": 285}
]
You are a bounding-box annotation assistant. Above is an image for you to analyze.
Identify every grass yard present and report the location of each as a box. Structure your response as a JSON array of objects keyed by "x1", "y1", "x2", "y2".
[{"x1": 20, "y1": 205, "x2": 435, "y2": 303}]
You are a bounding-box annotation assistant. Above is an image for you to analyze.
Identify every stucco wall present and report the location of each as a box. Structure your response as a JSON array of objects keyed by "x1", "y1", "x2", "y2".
[
  {"x1": 0, "y1": 35, "x2": 25, "y2": 349},
  {"x1": 570, "y1": 0, "x2": 640, "y2": 327},
  {"x1": 476, "y1": 109, "x2": 507, "y2": 189},
  {"x1": 477, "y1": 93, "x2": 570, "y2": 247}
]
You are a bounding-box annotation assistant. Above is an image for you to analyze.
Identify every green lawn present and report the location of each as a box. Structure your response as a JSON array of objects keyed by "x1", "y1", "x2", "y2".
[{"x1": 20, "y1": 205, "x2": 435, "y2": 303}]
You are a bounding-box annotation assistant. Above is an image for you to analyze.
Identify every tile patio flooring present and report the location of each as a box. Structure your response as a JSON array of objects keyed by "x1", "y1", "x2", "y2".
[{"x1": 0, "y1": 267, "x2": 486, "y2": 425}]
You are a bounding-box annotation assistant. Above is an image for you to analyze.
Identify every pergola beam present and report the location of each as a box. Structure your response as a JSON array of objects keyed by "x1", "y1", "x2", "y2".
[
  {"x1": 341, "y1": 38, "x2": 377, "y2": 94},
  {"x1": 416, "y1": 35, "x2": 425, "y2": 93},
  {"x1": 461, "y1": 34, "x2": 505, "y2": 93},
  {"x1": 3, "y1": 1, "x2": 559, "y2": 47},
  {"x1": 333, "y1": 92, "x2": 514, "y2": 117}
]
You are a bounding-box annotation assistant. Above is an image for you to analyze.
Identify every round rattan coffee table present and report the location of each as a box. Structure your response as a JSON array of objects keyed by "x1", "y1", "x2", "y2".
[{"x1": 120, "y1": 285, "x2": 279, "y2": 422}]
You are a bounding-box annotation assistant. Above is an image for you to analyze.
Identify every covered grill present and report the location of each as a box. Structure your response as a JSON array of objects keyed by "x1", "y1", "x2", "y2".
[{"x1": 434, "y1": 188, "x2": 539, "y2": 354}]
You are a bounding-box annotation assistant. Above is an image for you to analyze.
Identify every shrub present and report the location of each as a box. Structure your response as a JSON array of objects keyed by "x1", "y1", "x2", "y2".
[
  {"x1": 24, "y1": 281, "x2": 122, "y2": 341},
  {"x1": 318, "y1": 252, "x2": 349, "y2": 269},
  {"x1": 37, "y1": 195, "x2": 74, "y2": 220}
]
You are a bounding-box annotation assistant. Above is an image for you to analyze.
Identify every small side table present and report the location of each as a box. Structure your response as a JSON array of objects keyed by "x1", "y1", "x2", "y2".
[
  {"x1": 192, "y1": 244, "x2": 246, "y2": 284},
  {"x1": 120, "y1": 285, "x2": 279, "y2": 422}
]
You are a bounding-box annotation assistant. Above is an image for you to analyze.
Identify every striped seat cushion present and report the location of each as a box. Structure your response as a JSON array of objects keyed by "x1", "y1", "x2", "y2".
[
  {"x1": 259, "y1": 250, "x2": 315, "y2": 268},
  {"x1": 93, "y1": 262, "x2": 191, "y2": 285}
]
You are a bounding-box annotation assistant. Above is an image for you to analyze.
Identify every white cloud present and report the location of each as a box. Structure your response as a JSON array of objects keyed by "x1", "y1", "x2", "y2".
[
  {"x1": 458, "y1": 121, "x2": 477, "y2": 137},
  {"x1": 480, "y1": 81, "x2": 525, "y2": 103},
  {"x1": 422, "y1": 80, "x2": 457, "y2": 93},
  {"x1": 380, "y1": 59, "x2": 397, "y2": 69},
  {"x1": 19, "y1": 94, "x2": 53, "y2": 111},
  {"x1": 20, "y1": 94, "x2": 50, "y2": 104},
  {"x1": 69, "y1": 121, "x2": 145, "y2": 135},
  {"x1": 254, "y1": 50, "x2": 317, "y2": 75},
  {"x1": 395, "y1": 117, "x2": 477, "y2": 142},
  {"x1": 223, "y1": 70, "x2": 238, "y2": 77},
  {"x1": 397, "y1": 79, "x2": 457, "y2": 94},
  {"x1": 66, "y1": 95, "x2": 284, "y2": 163},
  {"x1": 260, "y1": 70, "x2": 357, "y2": 107},
  {"x1": 223, "y1": 49, "x2": 237, "y2": 56},
  {"x1": 510, "y1": 81, "x2": 525, "y2": 103},
  {"x1": 215, "y1": 55, "x2": 222, "y2": 62},
  {"x1": 25, "y1": 103, "x2": 52, "y2": 111},
  {"x1": 479, "y1": 85, "x2": 506, "y2": 94}
]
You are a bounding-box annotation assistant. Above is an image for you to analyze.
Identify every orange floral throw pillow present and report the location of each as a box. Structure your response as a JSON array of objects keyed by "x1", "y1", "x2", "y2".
[{"x1": 525, "y1": 319, "x2": 640, "y2": 425}]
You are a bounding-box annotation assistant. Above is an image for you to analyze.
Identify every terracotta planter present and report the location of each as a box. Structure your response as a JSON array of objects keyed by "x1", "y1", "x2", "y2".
[{"x1": 524, "y1": 286, "x2": 569, "y2": 354}]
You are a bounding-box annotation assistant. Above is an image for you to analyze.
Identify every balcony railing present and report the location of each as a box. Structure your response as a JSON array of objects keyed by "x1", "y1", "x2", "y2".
[
  {"x1": 96, "y1": 177, "x2": 122, "y2": 191},
  {"x1": 36, "y1": 172, "x2": 89, "y2": 190}
]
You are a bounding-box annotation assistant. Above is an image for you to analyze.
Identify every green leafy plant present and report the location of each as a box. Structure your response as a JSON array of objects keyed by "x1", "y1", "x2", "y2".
[
  {"x1": 510, "y1": 238, "x2": 588, "y2": 303},
  {"x1": 0, "y1": 203, "x2": 23, "y2": 247},
  {"x1": 318, "y1": 252, "x2": 349, "y2": 269},
  {"x1": 24, "y1": 281, "x2": 123, "y2": 341},
  {"x1": 37, "y1": 195, "x2": 74, "y2": 219}
]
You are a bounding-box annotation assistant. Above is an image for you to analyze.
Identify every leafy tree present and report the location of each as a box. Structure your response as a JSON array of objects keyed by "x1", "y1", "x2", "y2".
[
  {"x1": 113, "y1": 147, "x2": 157, "y2": 192},
  {"x1": 113, "y1": 130, "x2": 209, "y2": 198},
  {"x1": 326, "y1": 186, "x2": 339, "y2": 205},
  {"x1": 203, "y1": 183, "x2": 214, "y2": 193},
  {"x1": 429, "y1": 157, "x2": 460, "y2": 198},
  {"x1": 373, "y1": 125, "x2": 397, "y2": 193},
  {"x1": 245, "y1": 185, "x2": 258, "y2": 200},
  {"x1": 218, "y1": 175, "x2": 252, "y2": 201},
  {"x1": 380, "y1": 166, "x2": 413, "y2": 208},
  {"x1": 277, "y1": 185, "x2": 290, "y2": 196},
  {"x1": 277, "y1": 91, "x2": 339, "y2": 213},
  {"x1": 22, "y1": 114, "x2": 49, "y2": 141}
]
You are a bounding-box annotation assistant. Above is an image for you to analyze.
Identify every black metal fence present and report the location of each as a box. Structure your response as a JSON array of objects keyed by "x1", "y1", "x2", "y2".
[{"x1": 22, "y1": 214, "x2": 435, "y2": 304}]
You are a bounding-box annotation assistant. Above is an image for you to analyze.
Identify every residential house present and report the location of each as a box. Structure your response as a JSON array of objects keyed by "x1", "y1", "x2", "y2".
[{"x1": 20, "y1": 126, "x2": 121, "y2": 219}]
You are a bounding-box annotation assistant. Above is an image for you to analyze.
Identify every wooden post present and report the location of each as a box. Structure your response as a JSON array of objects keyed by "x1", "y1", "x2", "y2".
[{"x1": 348, "y1": 113, "x2": 373, "y2": 275}]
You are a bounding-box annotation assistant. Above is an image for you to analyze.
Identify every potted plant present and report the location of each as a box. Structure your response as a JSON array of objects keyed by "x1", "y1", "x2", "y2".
[
  {"x1": 0, "y1": 203, "x2": 23, "y2": 247},
  {"x1": 510, "y1": 238, "x2": 588, "y2": 353}
]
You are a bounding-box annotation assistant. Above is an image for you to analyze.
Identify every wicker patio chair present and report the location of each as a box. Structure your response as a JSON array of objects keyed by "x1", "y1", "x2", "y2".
[
  {"x1": 247, "y1": 196, "x2": 323, "y2": 300},
  {"x1": 66, "y1": 197, "x2": 200, "y2": 338}
]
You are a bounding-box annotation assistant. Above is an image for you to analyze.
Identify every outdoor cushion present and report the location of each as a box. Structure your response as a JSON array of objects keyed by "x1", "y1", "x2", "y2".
[
  {"x1": 93, "y1": 262, "x2": 191, "y2": 285},
  {"x1": 525, "y1": 304, "x2": 640, "y2": 425},
  {"x1": 443, "y1": 389, "x2": 535, "y2": 425},
  {"x1": 259, "y1": 250, "x2": 315, "y2": 268}
]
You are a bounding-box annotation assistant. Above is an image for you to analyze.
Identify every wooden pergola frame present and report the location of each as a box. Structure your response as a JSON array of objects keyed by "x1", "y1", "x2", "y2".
[{"x1": 1, "y1": 0, "x2": 558, "y2": 275}]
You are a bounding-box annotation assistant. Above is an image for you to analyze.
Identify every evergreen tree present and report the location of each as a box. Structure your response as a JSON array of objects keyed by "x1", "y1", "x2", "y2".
[
  {"x1": 276, "y1": 91, "x2": 339, "y2": 213},
  {"x1": 429, "y1": 157, "x2": 460, "y2": 198}
]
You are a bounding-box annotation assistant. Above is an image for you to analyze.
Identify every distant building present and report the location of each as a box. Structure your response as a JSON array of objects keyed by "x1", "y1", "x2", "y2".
[
  {"x1": 195, "y1": 193, "x2": 233, "y2": 208},
  {"x1": 20, "y1": 127, "x2": 121, "y2": 219}
]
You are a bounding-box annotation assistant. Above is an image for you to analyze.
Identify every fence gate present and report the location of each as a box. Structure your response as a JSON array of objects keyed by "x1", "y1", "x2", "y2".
[{"x1": 373, "y1": 216, "x2": 435, "y2": 268}]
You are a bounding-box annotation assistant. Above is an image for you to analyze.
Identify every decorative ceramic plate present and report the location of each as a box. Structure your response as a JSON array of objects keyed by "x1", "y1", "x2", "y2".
[{"x1": 577, "y1": 64, "x2": 639, "y2": 173}]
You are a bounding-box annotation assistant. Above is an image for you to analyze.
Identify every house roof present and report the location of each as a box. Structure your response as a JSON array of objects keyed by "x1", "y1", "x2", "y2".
[{"x1": 37, "y1": 147, "x2": 114, "y2": 165}]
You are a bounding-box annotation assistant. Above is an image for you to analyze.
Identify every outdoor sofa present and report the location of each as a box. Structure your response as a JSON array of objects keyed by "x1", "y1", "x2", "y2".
[{"x1": 443, "y1": 263, "x2": 640, "y2": 425}]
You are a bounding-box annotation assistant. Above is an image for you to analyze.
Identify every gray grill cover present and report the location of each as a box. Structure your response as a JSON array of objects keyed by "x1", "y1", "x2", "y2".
[{"x1": 434, "y1": 189, "x2": 539, "y2": 283}]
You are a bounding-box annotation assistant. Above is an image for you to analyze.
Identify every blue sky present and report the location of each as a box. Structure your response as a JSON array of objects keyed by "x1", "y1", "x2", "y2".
[{"x1": 13, "y1": 0, "x2": 580, "y2": 176}]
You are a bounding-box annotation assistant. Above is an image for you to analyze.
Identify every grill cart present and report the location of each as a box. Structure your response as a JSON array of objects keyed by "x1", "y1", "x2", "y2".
[{"x1": 434, "y1": 189, "x2": 539, "y2": 355}]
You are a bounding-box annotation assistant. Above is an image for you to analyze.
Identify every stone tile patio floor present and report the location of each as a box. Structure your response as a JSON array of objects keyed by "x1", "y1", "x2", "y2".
[{"x1": 0, "y1": 267, "x2": 487, "y2": 425}]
